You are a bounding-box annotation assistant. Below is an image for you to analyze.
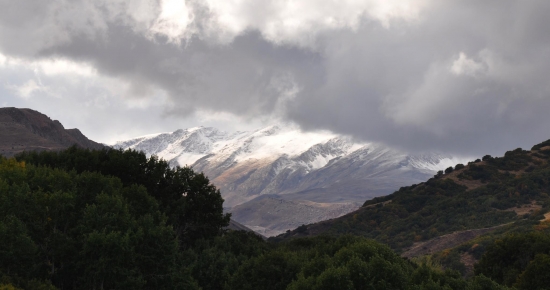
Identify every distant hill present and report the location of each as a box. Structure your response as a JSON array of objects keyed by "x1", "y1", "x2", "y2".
[
  {"x1": 229, "y1": 195, "x2": 360, "y2": 237},
  {"x1": 274, "y1": 139, "x2": 550, "y2": 271},
  {"x1": 113, "y1": 125, "x2": 466, "y2": 236},
  {"x1": 0, "y1": 107, "x2": 104, "y2": 157}
]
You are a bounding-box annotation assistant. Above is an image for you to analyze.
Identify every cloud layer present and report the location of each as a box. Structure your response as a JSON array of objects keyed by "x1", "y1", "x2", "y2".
[{"x1": 1, "y1": 0, "x2": 550, "y2": 155}]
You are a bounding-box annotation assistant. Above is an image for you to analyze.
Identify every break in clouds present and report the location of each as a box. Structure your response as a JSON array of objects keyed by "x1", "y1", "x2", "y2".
[{"x1": 1, "y1": 0, "x2": 550, "y2": 156}]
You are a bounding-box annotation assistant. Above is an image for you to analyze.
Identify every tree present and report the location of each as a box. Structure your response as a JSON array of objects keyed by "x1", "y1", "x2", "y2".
[
  {"x1": 0, "y1": 216, "x2": 39, "y2": 279},
  {"x1": 16, "y1": 147, "x2": 231, "y2": 247},
  {"x1": 0, "y1": 157, "x2": 198, "y2": 289},
  {"x1": 475, "y1": 232, "x2": 550, "y2": 286},
  {"x1": 515, "y1": 254, "x2": 550, "y2": 290}
]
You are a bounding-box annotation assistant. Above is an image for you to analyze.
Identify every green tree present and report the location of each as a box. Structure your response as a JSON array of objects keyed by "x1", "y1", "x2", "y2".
[
  {"x1": 515, "y1": 254, "x2": 550, "y2": 290},
  {"x1": 475, "y1": 232, "x2": 550, "y2": 286},
  {"x1": 0, "y1": 216, "x2": 39, "y2": 279},
  {"x1": 16, "y1": 147, "x2": 231, "y2": 247}
]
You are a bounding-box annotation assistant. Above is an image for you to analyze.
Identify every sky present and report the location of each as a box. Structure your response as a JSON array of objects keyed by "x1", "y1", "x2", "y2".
[{"x1": 1, "y1": 0, "x2": 550, "y2": 156}]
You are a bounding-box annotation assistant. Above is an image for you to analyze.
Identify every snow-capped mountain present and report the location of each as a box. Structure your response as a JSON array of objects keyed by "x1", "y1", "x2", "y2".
[{"x1": 113, "y1": 124, "x2": 468, "y2": 236}]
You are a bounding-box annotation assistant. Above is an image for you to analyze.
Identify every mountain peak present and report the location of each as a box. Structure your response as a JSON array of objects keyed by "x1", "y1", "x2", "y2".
[
  {"x1": 114, "y1": 124, "x2": 469, "y2": 236},
  {"x1": 0, "y1": 107, "x2": 104, "y2": 157}
]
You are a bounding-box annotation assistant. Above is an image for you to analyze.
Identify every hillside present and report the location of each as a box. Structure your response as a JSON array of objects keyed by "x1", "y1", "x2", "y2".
[
  {"x1": 274, "y1": 139, "x2": 550, "y2": 256},
  {"x1": 0, "y1": 107, "x2": 104, "y2": 157},
  {"x1": 229, "y1": 195, "x2": 360, "y2": 236}
]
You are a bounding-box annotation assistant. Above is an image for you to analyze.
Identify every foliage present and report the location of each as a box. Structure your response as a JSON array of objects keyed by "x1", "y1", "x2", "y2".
[
  {"x1": 482, "y1": 155, "x2": 493, "y2": 161},
  {"x1": 531, "y1": 140, "x2": 550, "y2": 151},
  {"x1": 16, "y1": 146, "x2": 230, "y2": 246},
  {"x1": 183, "y1": 231, "x2": 269, "y2": 290},
  {"x1": 475, "y1": 232, "x2": 550, "y2": 288},
  {"x1": 514, "y1": 253, "x2": 550, "y2": 290},
  {"x1": 1, "y1": 147, "x2": 232, "y2": 289},
  {"x1": 223, "y1": 235, "x2": 509, "y2": 290},
  {"x1": 486, "y1": 148, "x2": 532, "y2": 171}
]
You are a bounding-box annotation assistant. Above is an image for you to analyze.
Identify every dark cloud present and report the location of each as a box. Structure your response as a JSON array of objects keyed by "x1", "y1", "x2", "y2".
[
  {"x1": 40, "y1": 24, "x2": 321, "y2": 117},
  {"x1": 287, "y1": 0, "x2": 550, "y2": 155},
  {"x1": 1, "y1": 0, "x2": 550, "y2": 156}
]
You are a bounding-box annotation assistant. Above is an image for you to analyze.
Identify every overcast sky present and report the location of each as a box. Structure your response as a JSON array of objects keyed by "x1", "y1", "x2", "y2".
[{"x1": 1, "y1": 0, "x2": 550, "y2": 156}]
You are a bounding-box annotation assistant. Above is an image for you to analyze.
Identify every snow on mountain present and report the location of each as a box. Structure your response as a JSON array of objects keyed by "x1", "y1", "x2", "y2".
[
  {"x1": 112, "y1": 125, "x2": 470, "y2": 200},
  {"x1": 113, "y1": 124, "x2": 471, "y2": 236},
  {"x1": 115, "y1": 127, "x2": 231, "y2": 166}
]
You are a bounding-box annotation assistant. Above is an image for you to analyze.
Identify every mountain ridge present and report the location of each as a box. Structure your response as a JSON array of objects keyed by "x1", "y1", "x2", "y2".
[
  {"x1": 0, "y1": 107, "x2": 104, "y2": 157},
  {"x1": 113, "y1": 124, "x2": 467, "y2": 236}
]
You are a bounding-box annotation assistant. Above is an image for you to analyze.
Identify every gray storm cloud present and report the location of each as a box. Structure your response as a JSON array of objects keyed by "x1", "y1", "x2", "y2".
[{"x1": 1, "y1": 0, "x2": 550, "y2": 155}]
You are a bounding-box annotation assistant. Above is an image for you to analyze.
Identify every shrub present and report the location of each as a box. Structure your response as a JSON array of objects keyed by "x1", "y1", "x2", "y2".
[{"x1": 482, "y1": 155, "x2": 493, "y2": 161}]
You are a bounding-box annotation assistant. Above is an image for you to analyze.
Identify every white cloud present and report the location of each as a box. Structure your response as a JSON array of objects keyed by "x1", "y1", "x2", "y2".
[
  {"x1": 8, "y1": 79, "x2": 45, "y2": 99},
  {"x1": 0, "y1": 53, "x2": 96, "y2": 77},
  {"x1": 38, "y1": 59, "x2": 96, "y2": 77},
  {"x1": 144, "y1": 0, "x2": 429, "y2": 46},
  {"x1": 149, "y1": 0, "x2": 194, "y2": 41},
  {"x1": 451, "y1": 52, "x2": 486, "y2": 77}
]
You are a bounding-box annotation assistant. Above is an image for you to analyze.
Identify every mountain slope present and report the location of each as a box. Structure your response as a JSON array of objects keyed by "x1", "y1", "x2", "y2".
[
  {"x1": 229, "y1": 195, "x2": 361, "y2": 236},
  {"x1": 274, "y1": 139, "x2": 550, "y2": 263},
  {"x1": 114, "y1": 125, "x2": 464, "y2": 236},
  {"x1": 113, "y1": 125, "x2": 461, "y2": 206},
  {"x1": 0, "y1": 107, "x2": 104, "y2": 157}
]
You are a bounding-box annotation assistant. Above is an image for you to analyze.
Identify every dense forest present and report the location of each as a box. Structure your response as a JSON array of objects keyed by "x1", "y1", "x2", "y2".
[{"x1": 1, "y1": 145, "x2": 550, "y2": 289}]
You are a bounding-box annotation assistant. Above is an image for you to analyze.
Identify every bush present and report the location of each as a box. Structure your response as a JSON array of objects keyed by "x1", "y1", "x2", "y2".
[
  {"x1": 482, "y1": 155, "x2": 493, "y2": 161},
  {"x1": 532, "y1": 139, "x2": 550, "y2": 151},
  {"x1": 515, "y1": 253, "x2": 550, "y2": 290},
  {"x1": 475, "y1": 232, "x2": 550, "y2": 287}
]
